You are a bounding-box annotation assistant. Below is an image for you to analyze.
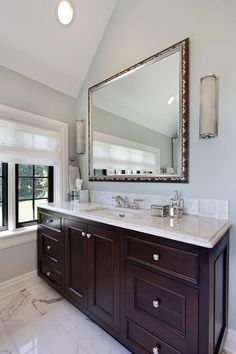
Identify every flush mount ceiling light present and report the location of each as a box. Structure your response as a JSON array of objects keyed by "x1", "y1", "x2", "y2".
[{"x1": 57, "y1": 1, "x2": 74, "y2": 26}]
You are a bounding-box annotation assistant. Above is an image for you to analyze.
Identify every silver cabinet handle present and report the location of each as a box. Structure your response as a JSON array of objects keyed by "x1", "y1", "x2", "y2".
[
  {"x1": 153, "y1": 346, "x2": 159, "y2": 354},
  {"x1": 46, "y1": 271, "x2": 51, "y2": 277},
  {"x1": 81, "y1": 231, "x2": 86, "y2": 237},
  {"x1": 153, "y1": 254, "x2": 160, "y2": 261},
  {"x1": 86, "y1": 233, "x2": 92, "y2": 239},
  {"x1": 153, "y1": 300, "x2": 159, "y2": 308},
  {"x1": 47, "y1": 245, "x2": 52, "y2": 250}
]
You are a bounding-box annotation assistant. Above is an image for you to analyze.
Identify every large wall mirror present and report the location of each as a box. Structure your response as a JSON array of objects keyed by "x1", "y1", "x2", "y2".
[{"x1": 88, "y1": 38, "x2": 189, "y2": 182}]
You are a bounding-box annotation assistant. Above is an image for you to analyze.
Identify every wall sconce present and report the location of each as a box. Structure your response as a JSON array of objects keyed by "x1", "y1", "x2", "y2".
[
  {"x1": 76, "y1": 119, "x2": 85, "y2": 154},
  {"x1": 199, "y1": 74, "x2": 218, "y2": 139}
]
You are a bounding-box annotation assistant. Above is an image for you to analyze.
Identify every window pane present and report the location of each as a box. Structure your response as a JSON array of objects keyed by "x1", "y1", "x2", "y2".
[
  {"x1": 18, "y1": 164, "x2": 33, "y2": 177},
  {"x1": 18, "y1": 178, "x2": 33, "y2": 200},
  {"x1": 34, "y1": 199, "x2": 48, "y2": 219},
  {"x1": 0, "y1": 178, "x2": 2, "y2": 202},
  {"x1": 0, "y1": 202, "x2": 2, "y2": 227},
  {"x1": 35, "y1": 165, "x2": 48, "y2": 177},
  {"x1": 35, "y1": 178, "x2": 48, "y2": 199},
  {"x1": 0, "y1": 164, "x2": 2, "y2": 176},
  {"x1": 18, "y1": 200, "x2": 33, "y2": 222}
]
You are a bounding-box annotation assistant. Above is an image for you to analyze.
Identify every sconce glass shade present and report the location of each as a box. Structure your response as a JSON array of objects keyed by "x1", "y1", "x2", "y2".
[
  {"x1": 76, "y1": 119, "x2": 85, "y2": 154},
  {"x1": 199, "y1": 74, "x2": 218, "y2": 139}
]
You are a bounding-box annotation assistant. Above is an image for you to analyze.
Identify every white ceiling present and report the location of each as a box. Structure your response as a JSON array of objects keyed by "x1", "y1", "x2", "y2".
[
  {"x1": 0, "y1": 0, "x2": 116, "y2": 97},
  {"x1": 93, "y1": 52, "x2": 180, "y2": 138}
]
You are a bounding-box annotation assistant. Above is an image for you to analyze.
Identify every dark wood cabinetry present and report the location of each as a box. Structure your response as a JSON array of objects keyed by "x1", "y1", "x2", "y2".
[
  {"x1": 87, "y1": 224, "x2": 120, "y2": 331},
  {"x1": 63, "y1": 218, "x2": 120, "y2": 332},
  {"x1": 37, "y1": 212, "x2": 64, "y2": 293},
  {"x1": 64, "y1": 219, "x2": 88, "y2": 309},
  {"x1": 37, "y1": 208, "x2": 229, "y2": 354}
]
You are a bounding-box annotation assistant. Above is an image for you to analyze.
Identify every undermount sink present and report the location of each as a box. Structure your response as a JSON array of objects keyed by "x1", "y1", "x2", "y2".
[{"x1": 87, "y1": 207, "x2": 143, "y2": 219}]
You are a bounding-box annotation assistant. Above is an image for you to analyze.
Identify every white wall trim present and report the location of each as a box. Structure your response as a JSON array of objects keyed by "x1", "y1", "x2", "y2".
[
  {"x1": 0, "y1": 228, "x2": 36, "y2": 250},
  {"x1": 225, "y1": 329, "x2": 236, "y2": 353},
  {"x1": 0, "y1": 270, "x2": 41, "y2": 301}
]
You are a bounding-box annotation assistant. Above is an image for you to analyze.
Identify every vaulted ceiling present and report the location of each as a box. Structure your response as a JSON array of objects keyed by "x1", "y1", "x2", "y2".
[{"x1": 0, "y1": 0, "x2": 116, "y2": 97}]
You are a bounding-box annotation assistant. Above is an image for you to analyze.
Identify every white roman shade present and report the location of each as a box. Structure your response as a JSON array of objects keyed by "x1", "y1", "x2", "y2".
[
  {"x1": 93, "y1": 132, "x2": 160, "y2": 173},
  {"x1": 0, "y1": 104, "x2": 68, "y2": 204},
  {"x1": 0, "y1": 118, "x2": 60, "y2": 153}
]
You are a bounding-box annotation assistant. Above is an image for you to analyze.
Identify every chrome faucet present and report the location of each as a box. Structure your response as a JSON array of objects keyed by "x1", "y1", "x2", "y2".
[
  {"x1": 112, "y1": 195, "x2": 129, "y2": 208},
  {"x1": 112, "y1": 195, "x2": 143, "y2": 209}
]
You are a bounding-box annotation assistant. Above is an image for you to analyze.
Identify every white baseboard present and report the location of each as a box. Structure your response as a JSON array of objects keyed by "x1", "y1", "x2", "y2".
[
  {"x1": 224, "y1": 329, "x2": 236, "y2": 353},
  {"x1": 0, "y1": 270, "x2": 41, "y2": 300}
]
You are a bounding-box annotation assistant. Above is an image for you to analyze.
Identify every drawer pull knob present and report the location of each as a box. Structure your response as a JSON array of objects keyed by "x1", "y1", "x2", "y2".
[
  {"x1": 46, "y1": 271, "x2": 51, "y2": 277},
  {"x1": 81, "y1": 231, "x2": 86, "y2": 237},
  {"x1": 153, "y1": 346, "x2": 159, "y2": 354},
  {"x1": 46, "y1": 219, "x2": 53, "y2": 223},
  {"x1": 153, "y1": 254, "x2": 160, "y2": 261},
  {"x1": 86, "y1": 233, "x2": 92, "y2": 239},
  {"x1": 46, "y1": 245, "x2": 52, "y2": 250},
  {"x1": 153, "y1": 300, "x2": 159, "y2": 308}
]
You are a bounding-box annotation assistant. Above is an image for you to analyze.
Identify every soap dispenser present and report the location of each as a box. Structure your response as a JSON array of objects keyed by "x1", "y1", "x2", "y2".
[{"x1": 169, "y1": 190, "x2": 184, "y2": 218}]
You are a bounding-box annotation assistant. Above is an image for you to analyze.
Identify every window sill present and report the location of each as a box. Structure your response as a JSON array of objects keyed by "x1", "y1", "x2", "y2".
[{"x1": 0, "y1": 225, "x2": 37, "y2": 250}]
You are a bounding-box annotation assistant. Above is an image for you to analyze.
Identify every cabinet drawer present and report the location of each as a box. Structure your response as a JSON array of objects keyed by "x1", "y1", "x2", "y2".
[
  {"x1": 39, "y1": 261, "x2": 62, "y2": 287},
  {"x1": 125, "y1": 235, "x2": 198, "y2": 283},
  {"x1": 39, "y1": 212, "x2": 61, "y2": 231},
  {"x1": 126, "y1": 319, "x2": 181, "y2": 354},
  {"x1": 42, "y1": 234, "x2": 59, "y2": 260},
  {"x1": 125, "y1": 263, "x2": 198, "y2": 353}
]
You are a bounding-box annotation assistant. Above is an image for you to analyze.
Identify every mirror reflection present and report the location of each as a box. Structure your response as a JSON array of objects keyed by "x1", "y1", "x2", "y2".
[{"x1": 88, "y1": 39, "x2": 189, "y2": 182}]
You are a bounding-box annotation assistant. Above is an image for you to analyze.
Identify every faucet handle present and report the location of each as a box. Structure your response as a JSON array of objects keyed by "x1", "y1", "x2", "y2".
[
  {"x1": 112, "y1": 195, "x2": 120, "y2": 200},
  {"x1": 112, "y1": 195, "x2": 121, "y2": 207},
  {"x1": 131, "y1": 198, "x2": 144, "y2": 209}
]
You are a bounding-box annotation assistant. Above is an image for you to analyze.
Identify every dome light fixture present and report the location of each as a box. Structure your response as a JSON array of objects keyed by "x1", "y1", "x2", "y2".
[{"x1": 57, "y1": 1, "x2": 74, "y2": 26}]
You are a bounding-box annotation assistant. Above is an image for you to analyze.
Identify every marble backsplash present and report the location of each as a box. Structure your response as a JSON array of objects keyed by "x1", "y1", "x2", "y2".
[{"x1": 89, "y1": 190, "x2": 229, "y2": 220}]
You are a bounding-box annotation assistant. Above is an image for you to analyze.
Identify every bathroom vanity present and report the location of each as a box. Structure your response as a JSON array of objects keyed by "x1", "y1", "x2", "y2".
[{"x1": 37, "y1": 203, "x2": 230, "y2": 354}]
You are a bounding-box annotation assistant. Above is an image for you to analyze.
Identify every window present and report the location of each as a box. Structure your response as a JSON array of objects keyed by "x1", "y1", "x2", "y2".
[
  {"x1": 0, "y1": 104, "x2": 68, "y2": 233},
  {"x1": 16, "y1": 164, "x2": 54, "y2": 228},
  {"x1": 0, "y1": 163, "x2": 8, "y2": 231}
]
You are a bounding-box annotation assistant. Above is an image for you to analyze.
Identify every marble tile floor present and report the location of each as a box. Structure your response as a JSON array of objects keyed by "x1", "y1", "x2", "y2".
[{"x1": 0, "y1": 279, "x2": 131, "y2": 354}]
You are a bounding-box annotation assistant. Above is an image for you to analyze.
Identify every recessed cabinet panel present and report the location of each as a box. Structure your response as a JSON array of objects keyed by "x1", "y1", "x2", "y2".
[
  {"x1": 40, "y1": 213, "x2": 61, "y2": 231},
  {"x1": 42, "y1": 234, "x2": 58, "y2": 260},
  {"x1": 125, "y1": 263, "x2": 198, "y2": 353},
  {"x1": 126, "y1": 319, "x2": 181, "y2": 354},
  {"x1": 125, "y1": 234, "x2": 199, "y2": 283},
  {"x1": 64, "y1": 219, "x2": 88, "y2": 309},
  {"x1": 88, "y1": 225, "x2": 120, "y2": 332},
  {"x1": 135, "y1": 276, "x2": 185, "y2": 334},
  {"x1": 214, "y1": 248, "x2": 227, "y2": 350},
  {"x1": 40, "y1": 261, "x2": 62, "y2": 288}
]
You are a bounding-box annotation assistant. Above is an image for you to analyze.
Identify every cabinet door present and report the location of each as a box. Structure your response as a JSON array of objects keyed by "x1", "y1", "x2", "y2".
[
  {"x1": 87, "y1": 224, "x2": 120, "y2": 332},
  {"x1": 64, "y1": 219, "x2": 88, "y2": 309}
]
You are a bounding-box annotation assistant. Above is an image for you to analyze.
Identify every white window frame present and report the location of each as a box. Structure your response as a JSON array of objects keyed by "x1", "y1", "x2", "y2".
[{"x1": 0, "y1": 104, "x2": 68, "y2": 232}]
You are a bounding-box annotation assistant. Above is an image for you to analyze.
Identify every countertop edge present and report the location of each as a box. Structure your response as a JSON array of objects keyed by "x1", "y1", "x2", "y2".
[{"x1": 38, "y1": 204, "x2": 231, "y2": 249}]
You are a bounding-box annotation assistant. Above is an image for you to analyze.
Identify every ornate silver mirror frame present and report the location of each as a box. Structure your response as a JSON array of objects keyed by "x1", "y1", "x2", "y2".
[{"x1": 88, "y1": 38, "x2": 189, "y2": 183}]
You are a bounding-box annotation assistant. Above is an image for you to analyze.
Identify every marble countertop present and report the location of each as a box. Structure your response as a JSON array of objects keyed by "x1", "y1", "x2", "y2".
[{"x1": 39, "y1": 202, "x2": 230, "y2": 248}]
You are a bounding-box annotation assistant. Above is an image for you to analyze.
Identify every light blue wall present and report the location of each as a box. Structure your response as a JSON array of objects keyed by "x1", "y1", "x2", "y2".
[
  {"x1": 0, "y1": 65, "x2": 76, "y2": 282},
  {"x1": 0, "y1": 65, "x2": 76, "y2": 156},
  {"x1": 76, "y1": 0, "x2": 236, "y2": 330}
]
